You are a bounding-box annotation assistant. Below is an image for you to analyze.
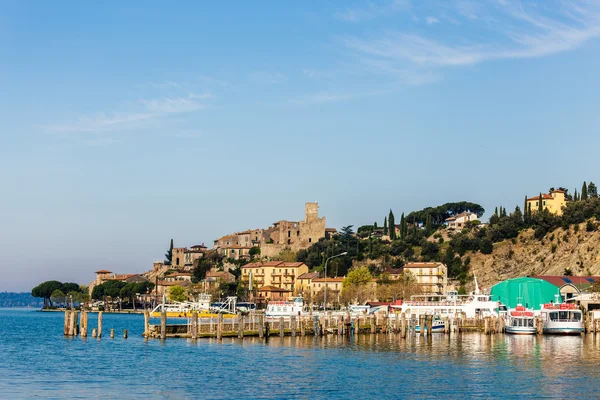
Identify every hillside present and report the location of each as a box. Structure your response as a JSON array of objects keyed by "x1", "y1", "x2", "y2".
[{"x1": 467, "y1": 221, "x2": 600, "y2": 290}]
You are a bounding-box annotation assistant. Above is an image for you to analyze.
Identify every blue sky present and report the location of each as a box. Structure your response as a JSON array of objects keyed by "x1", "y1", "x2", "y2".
[{"x1": 2, "y1": 0, "x2": 600, "y2": 291}]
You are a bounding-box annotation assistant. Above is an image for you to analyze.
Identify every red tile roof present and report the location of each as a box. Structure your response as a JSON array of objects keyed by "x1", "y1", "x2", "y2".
[
  {"x1": 297, "y1": 272, "x2": 319, "y2": 280},
  {"x1": 95, "y1": 269, "x2": 112, "y2": 274},
  {"x1": 527, "y1": 194, "x2": 554, "y2": 201}
]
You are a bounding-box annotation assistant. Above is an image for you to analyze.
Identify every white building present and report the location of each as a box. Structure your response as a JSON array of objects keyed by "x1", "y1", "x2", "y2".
[{"x1": 445, "y1": 212, "x2": 479, "y2": 229}]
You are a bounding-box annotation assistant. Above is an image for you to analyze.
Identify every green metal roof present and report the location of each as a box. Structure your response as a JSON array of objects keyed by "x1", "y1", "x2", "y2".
[{"x1": 490, "y1": 277, "x2": 561, "y2": 310}]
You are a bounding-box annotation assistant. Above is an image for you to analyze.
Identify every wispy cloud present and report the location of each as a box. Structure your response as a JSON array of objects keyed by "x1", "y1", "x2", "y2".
[
  {"x1": 340, "y1": 0, "x2": 600, "y2": 76},
  {"x1": 289, "y1": 89, "x2": 392, "y2": 105},
  {"x1": 248, "y1": 71, "x2": 287, "y2": 85},
  {"x1": 335, "y1": 0, "x2": 411, "y2": 22},
  {"x1": 426, "y1": 16, "x2": 440, "y2": 25},
  {"x1": 45, "y1": 92, "x2": 211, "y2": 133}
]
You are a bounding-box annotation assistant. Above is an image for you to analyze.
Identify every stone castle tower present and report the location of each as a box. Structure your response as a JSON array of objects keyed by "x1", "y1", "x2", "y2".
[{"x1": 305, "y1": 202, "x2": 319, "y2": 223}]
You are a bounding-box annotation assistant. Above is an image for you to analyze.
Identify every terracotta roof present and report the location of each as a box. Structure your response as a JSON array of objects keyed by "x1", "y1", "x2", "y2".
[
  {"x1": 257, "y1": 286, "x2": 292, "y2": 293},
  {"x1": 325, "y1": 228, "x2": 337, "y2": 232},
  {"x1": 445, "y1": 211, "x2": 478, "y2": 222},
  {"x1": 533, "y1": 276, "x2": 600, "y2": 290},
  {"x1": 281, "y1": 262, "x2": 304, "y2": 267},
  {"x1": 404, "y1": 262, "x2": 444, "y2": 268},
  {"x1": 551, "y1": 189, "x2": 566, "y2": 193},
  {"x1": 527, "y1": 194, "x2": 554, "y2": 201},
  {"x1": 95, "y1": 269, "x2": 112, "y2": 274},
  {"x1": 312, "y1": 277, "x2": 345, "y2": 283},
  {"x1": 297, "y1": 272, "x2": 319, "y2": 280},
  {"x1": 382, "y1": 268, "x2": 404, "y2": 275},
  {"x1": 206, "y1": 271, "x2": 232, "y2": 277},
  {"x1": 158, "y1": 280, "x2": 191, "y2": 287}
]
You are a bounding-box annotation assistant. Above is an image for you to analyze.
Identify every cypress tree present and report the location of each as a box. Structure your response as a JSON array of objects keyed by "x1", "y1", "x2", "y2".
[
  {"x1": 400, "y1": 212, "x2": 406, "y2": 239},
  {"x1": 165, "y1": 238, "x2": 174, "y2": 265},
  {"x1": 373, "y1": 222, "x2": 378, "y2": 229},
  {"x1": 527, "y1": 203, "x2": 532, "y2": 221},
  {"x1": 524, "y1": 196, "x2": 528, "y2": 222},
  {"x1": 582, "y1": 181, "x2": 588, "y2": 201},
  {"x1": 494, "y1": 207, "x2": 498, "y2": 217},
  {"x1": 383, "y1": 217, "x2": 388, "y2": 235},
  {"x1": 538, "y1": 192, "x2": 543, "y2": 212},
  {"x1": 574, "y1": 188, "x2": 579, "y2": 202},
  {"x1": 425, "y1": 214, "x2": 432, "y2": 234},
  {"x1": 388, "y1": 210, "x2": 396, "y2": 240}
]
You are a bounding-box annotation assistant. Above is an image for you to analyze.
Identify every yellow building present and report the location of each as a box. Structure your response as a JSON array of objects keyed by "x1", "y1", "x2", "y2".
[
  {"x1": 526, "y1": 189, "x2": 566, "y2": 215},
  {"x1": 296, "y1": 272, "x2": 319, "y2": 298},
  {"x1": 241, "y1": 261, "x2": 309, "y2": 294},
  {"x1": 403, "y1": 262, "x2": 447, "y2": 295}
]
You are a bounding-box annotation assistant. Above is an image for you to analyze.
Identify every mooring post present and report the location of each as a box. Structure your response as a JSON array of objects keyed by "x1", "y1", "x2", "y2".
[
  {"x1": 313, "y1": 316, "x2": 319, "y2": 336},
  {"x1": 81, "y1": 311, "x2": 88, "y2": 338},
  {"x1": 92, "y1": 328, "x2": 97, "y2": 338},
  {"x1": 160, "y1": 311, "x2": 166, "y2": 340},
  {"x1": 97, "y1": 311, "x2": 103, "y2": 338},
  {"x1": 110, "y1": 328, "x2": 115, "y2": 339},
  {"x1": 291, "y1": 315, "x2": 297, "y2": 337},
  {"x1": 217, "y1": 313, "x2": 223, "y2": 340},
  {"x1": 123, "y1": 329, "x2": 128, "y2": 339},
  {"x1": 279, "y1": 317, "x2": 285, "y2": 337},
  {"x1": 370, "y1": 315, "x2": 376, "y2": 334},
  {"x1": 64, "y1": 310, "x2": 69, "y2": 336},
  {"x1": 191, "y1": 311, "x2": 198, "y2": 340},
  {"x1": 143, "y1": 310, "x2": 150, "y2": 338},
  {"x1": 258, "y1": 314, "x2": 264, "y2": 338},
  {"x1": 238, "y1": 313, "x2": 244, "y2": 339},
  {"x1": 300, "y1": 315, "x2": 305, "y2": 336},
  {"x1": 401, "y1": 313, "x2": 406, "y2": 338}
]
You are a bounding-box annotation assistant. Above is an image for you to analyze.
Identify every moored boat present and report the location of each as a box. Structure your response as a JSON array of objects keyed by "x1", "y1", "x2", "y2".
[
  {"x1": 415, "y1": 315, "x2": 446, "y2": 333},
  {"x1": 540, "y1": 303, "x2": 583, "y2": 335},
  {"x1": 265, "y1": 297, "x2": 304, "y2": 317},
  {"x1": 505, "y1": 305, "x2": 536, "y2": 335}
]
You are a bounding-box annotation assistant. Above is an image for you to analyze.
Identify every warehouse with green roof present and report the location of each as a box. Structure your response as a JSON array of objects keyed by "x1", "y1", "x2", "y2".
[{"x1": 490, "y1": 277, "x2": 561, "y2": 310}]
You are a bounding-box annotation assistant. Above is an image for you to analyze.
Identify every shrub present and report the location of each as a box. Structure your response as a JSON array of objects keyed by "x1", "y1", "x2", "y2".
[{"x1": 551, "y1": 244, "x2": 557, "y2": 253}]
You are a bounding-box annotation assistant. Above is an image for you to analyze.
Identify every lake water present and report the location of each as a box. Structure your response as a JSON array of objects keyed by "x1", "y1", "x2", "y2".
[{"x1": 2, "y1": 308, "x2": 600, "y2": 399}]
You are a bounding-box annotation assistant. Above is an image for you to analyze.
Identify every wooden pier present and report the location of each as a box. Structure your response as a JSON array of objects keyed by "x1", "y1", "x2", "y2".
[{"x1": 62, "y1": 309, "x2": 600, "y2": 340}]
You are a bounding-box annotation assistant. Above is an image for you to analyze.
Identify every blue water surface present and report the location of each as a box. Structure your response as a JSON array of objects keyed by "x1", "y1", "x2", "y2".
[{"x1": 1, "y1": 308, "x2": 600, "y2": 399}]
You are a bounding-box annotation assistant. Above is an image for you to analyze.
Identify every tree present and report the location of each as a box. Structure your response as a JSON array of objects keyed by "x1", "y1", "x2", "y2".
[
  {"x1": 479, "y1": 238, "x2": 493, "y2": 254},
  {"x1": 425, "y1": 214, "x2": 432, "y2": 234},
  {"x1": 523, "y1": 196, "x2": 528, "y2": 223},
  {"x1": 192, "y1": 260, "x2": 213, "y2": 283},
  {"x1": 169, "y1": 285, "x2": 187, "y2": 302},
  {"x1": 342, "y1": 266, "x2": 372, "y2": 287},
  {"x1": 588, "y1": 182, "x2": 598, "y2": 198},
  {"x1": 388, "y1": 210, "x2": 396, "y2": 240},
  {"x1": 273, "y1": 248, "x2": 297, "y2": 262},
  {"x1": 32, "y1": 280, "x2": 63, "y2": 307},
  {"x1": 165, "y1": 238, "x2": 174, "y2": 265},
  {"x1": 400, "y1": 212, "x2": 406, "y2": 239},
  {"x1": 538, "y1": 193, "x2": 543, "y2": 212},
  {"x1": 50, "y1": 289, "x2": 66, "y2": 307},
  {"x1": 249, "y1": 246, "x2": 261, "y2": 259},
  {"x1": 383, "y1": 217, "x2": 388, "y2": 235},
  {"x1": 582, "y1": 182, "x2": 588, "y2": 201}
]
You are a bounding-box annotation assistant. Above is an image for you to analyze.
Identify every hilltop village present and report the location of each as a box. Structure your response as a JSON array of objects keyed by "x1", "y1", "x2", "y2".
[{"x1": 61, "y1": 182, "x2": 600, "y2": 314}]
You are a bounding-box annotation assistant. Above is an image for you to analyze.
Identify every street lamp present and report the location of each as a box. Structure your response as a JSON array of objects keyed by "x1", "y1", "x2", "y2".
[{"x1": 324, "y1": 251, "x2": 348, "y2": 310}]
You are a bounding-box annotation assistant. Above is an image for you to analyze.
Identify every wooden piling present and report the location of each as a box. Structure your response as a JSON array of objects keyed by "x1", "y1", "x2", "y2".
[
  {"x1": 64, "y1": 310, "x2": 69, "y2": 336},
  {"x1": 291, "y1": 316, "x2": 297, "y2": 337},
  {"x1": 401, "y1": 313, "x2": 407, "y2": 339},
  {"x1": 217, "y1": 313, "x2": 223, "y2": 340},
  {"x1": 238, "y1": 313, "x2": 244, "y2": 339},
  {"x1": 536, "y1": 315, "x2": 543, "y2": 335},
  {"x1": 91, "y1": 328, "x2": 97, "y2": 338},
  {"x1": 123, "y1": 329, "x2": 128, "y2": 339},
  {"x1": 160, "y1": 311, "x2": 166, "y2": 340},
  {"x1": 426, "y1": 315, "x2": 433, "y2": 336},
  {"x1": 419, "y1": 315, "x2": 424, "y2": 337},
  {"x1": 300, "y1": 316, "x2": 305, "y2": 336},
  {"x1": 81, "y1": 311, "x2": 88, "y2": 338},
  {"x1": 370, "y1": 315, "x2": 376, "y2": 334},
  {"x1": 97, "y1": 311, "x2": 103, "y2": 338},
  {"x1": 143, "y1": 310, "x2": 150, "y2": 338},
  {"x1": 279, "y1": 317, "x2": 285, "y2": 337},
  {"x1": 258, "y1": 314, "x2": 264, "y2": 338},
  {"x1": 394, "y1": 313, "x2": 399, "y2": 333},
  {"x1": 110, "y1": 328, "x2": 115, "y2": 338}
]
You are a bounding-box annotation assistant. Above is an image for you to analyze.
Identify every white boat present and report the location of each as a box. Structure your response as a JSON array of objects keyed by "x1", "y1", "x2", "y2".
[
  {"x1": 392, "y1": 291, "x2": 501, "y2": 319},
  {"x1": 540, "y1": 303, "x2": 583, "y2": 335},
  {"x1": 150, "y1": 294, "x2": 236, "y2": 318},
  {"x1": 505, "y1": 305, "x2": 536, "y2": 335},
  {"x1": 265, "y1": 297, "x2": 304, "y2": 317},
  {"x1": 415, "y1": 315, "x2": 446, "y2": 333}
]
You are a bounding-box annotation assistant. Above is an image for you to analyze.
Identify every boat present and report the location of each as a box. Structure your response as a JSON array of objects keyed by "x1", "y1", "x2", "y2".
[
  {"x1": 391, "y1": 291, "x2": 501, "y2": 319},
  {"x1": 391, "y1": 276, "x2": 502, "y2": 319},
  {"x1": 265, "y1": 297, "x2": 304, "y2": 317},
  {"x1": 415, "y1": 315, "x2": 447, "y2": 333},
  {"x1": 150, "y1": 294, "x2": 237, "y2": 318},
  {"x1": 505, "y1": 305, "x2": 536, "y2": 335},
  {"x1": 540, "y1": 303, "x2": 583, "y2": 335}
]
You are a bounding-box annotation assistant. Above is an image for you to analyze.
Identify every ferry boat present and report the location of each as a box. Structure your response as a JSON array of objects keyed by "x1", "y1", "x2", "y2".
[
  {"x1": 540, "y1": 303, "x2": 583, "y2": 335},
  {"x1": 392, "y1": 291, "x2": 501, "y2": 319},
  {"x1": 415, "y1": 315, "x2": 447, "y2": 333},
  {"x1": 505, "y1": 305, "x2": 536, "y2": 335},
  {"x1": 265, "y1": 297, "x2": 304, "y2": 317}
]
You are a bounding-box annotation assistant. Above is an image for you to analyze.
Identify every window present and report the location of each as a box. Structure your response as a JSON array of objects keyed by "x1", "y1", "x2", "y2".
[
  {"x1": 309, "y1": 238, "x2": 312, "y2": 243},
  {"x1": 535, "y1": 202, "x2": 538, "y2": 206},
  {"x1": 288, "y1": 239, "x2": 291, "y2": 245},
  {"x1": 288, "y1": 231, "x2": 291, "y2": 238},
  {"x1": 297, "y1": 231, "x2": 300, "y2": 236},
  {"x1": 543, "y1": 201, "x2": 546, "y2": 206}
]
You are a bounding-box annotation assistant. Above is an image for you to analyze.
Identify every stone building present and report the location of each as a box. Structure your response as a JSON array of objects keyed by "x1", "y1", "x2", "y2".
[{"x1": 214, "y1": 202, "x2": 329, "y2": 258}]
